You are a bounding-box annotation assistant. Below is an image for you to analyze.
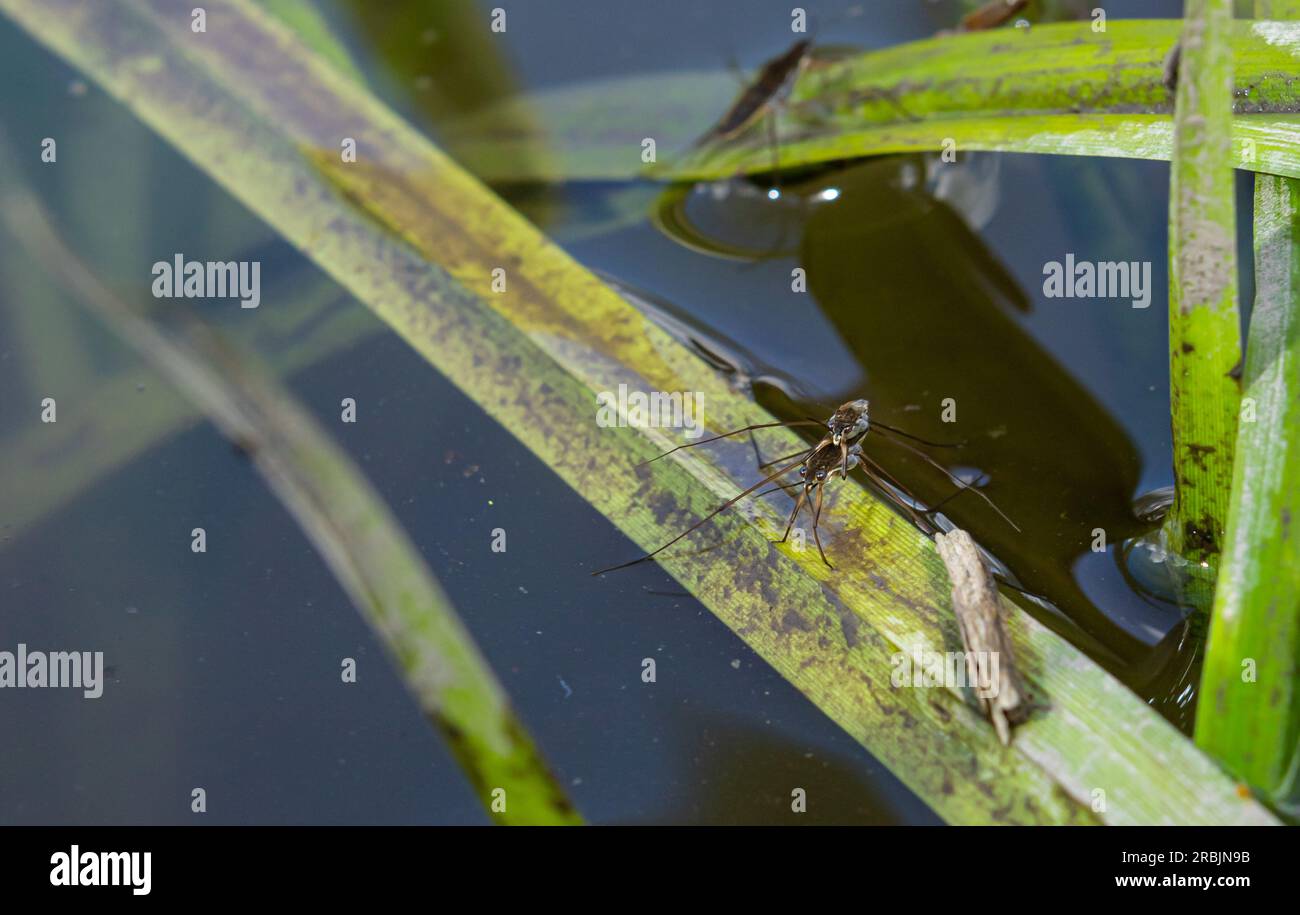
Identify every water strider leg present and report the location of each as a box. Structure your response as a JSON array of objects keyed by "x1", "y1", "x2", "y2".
[
  {"x1": 874, "y1": 432, "x2": 1019, "y2": 531},
  {"x1": 725, "y1": 53, "x2": 748, "y2": 88},
  {"x1": 747, "y1": 428, "x2": 766, "y2": 469},
  {"x1": 810, "y1": 484, "x2": 832, "y2": 568},
  {"x1": 592, "y1": 451, "x2": 810, "y2": 575},
  {"x1": 872, "y1": 421, "x2": 963, "y2": 448},
  {"x1": 759, "y1": 444, "x2": 819, "y2": 470},
  {"x1": 755, "y1": 479, "x2": 803, "y2": 499},
  {"x1": 642, "y1": 419, "x2": 822, "y2": 466},
  {"x1": 919, "y1": 472, "x2": 989, "y2": 524},
  {"x1": 774, "y1": 486, "x2": 808, "y2": 544},
  {"x1": 857, "y1": 451, "x2": 933, "y2": 533},
  {"x1": 766, "y1": 109, "x2": 781, "y2": 189}
]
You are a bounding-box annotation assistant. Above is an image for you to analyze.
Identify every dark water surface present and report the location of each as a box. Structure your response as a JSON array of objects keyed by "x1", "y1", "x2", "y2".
[{"x1": 0, "y1": 0, "x2": 1243, "y2": 824}]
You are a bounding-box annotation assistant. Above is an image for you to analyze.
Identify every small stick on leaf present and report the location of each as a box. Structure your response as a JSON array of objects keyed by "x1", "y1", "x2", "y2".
[{"x1": 935, "y1": 529, "x2": 1031, "y2": 746}]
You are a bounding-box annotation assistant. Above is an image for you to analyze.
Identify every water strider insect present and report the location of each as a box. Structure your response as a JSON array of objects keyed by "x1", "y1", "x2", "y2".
[
  {"x1": 1162, "y1": 40, "x2": 1181, "y2": 95},
  {"x1": 712, "y1": 0, "x2": 1031, "y2": 143},
  {"x1": 592, "y1": 399, "x2": 1018, "y2": 574},
  {"x1": 770, "y1": 434, "x2": 865, "y2": 567},
  {"x1": 689, "y1": 37, "x2": 816, "y2": 190},
  {"x1": 697, "y1": 38, "x2": 814, "y2": 151},
  {"x1": 696, "y1": 0, "x2": 1024, "y2": 165},
  {"x1": 957, "y1": 0, "x2": 1030, "y2": 32}
]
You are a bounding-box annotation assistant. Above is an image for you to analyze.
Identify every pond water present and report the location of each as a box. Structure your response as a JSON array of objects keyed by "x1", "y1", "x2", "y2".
[{"x1": 0, "y1": 0, "x2": 1254, "y2": 824}]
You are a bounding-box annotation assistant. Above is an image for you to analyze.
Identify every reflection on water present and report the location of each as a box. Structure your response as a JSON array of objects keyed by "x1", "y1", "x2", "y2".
[
  {"x1": 635, "y1": 707, "x2": 940, "y2": 825},
  {"x1": 638, "y1": 154, "x2": 1204, "y2": 728}
]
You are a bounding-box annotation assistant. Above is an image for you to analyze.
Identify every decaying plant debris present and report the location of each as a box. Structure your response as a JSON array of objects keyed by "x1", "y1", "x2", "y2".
[{"x1": 935, "y1": 529, "x2": 1031, "y2": 746}]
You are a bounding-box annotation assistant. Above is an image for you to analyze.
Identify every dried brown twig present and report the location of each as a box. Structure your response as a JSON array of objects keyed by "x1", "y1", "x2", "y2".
[{"x1": 935, "y1": 529, "x2": 1031, "y2": 746}]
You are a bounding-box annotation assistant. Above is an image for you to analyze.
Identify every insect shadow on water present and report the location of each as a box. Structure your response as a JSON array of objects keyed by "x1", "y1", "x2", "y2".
[{"x1": 592, "y1": 399, "x2": 1019, "y2": 575}]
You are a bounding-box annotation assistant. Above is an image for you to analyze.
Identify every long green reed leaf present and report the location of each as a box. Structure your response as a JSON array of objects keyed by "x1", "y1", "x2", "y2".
[
  {"x1": 1194, "y1": 0, "x2": 1300, "y2": 816},
  {"x1": 437, "y1": 20, "x2": 1300, "y2": 183},
  {"x1": 1161, "y1": 0, "x2": 1241, "y2": 573},
  {"x1": 0, "y1": 161, "x2": 582, "y2": 826}
]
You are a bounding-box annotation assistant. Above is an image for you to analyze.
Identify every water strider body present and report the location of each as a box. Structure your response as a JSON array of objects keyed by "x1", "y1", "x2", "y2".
[
  {"x1": 593, "y1": 399, "x2": 1017, "y2": 574},
  {"x1": 827, "y1": 397, "x2": 871, "y2": 476},
  {"x1": 695, "y1": 1, "x2": 1030, "y2": 184},
  {"x1": 697, "y1": 0, "x2": 1025, "y2": 154},
  {"x1": 695, "y1": 38, "x2": 813, "y2": 148},
  {"x1": 771, "y1": 434, "x2": 865, "y2": 567}
]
